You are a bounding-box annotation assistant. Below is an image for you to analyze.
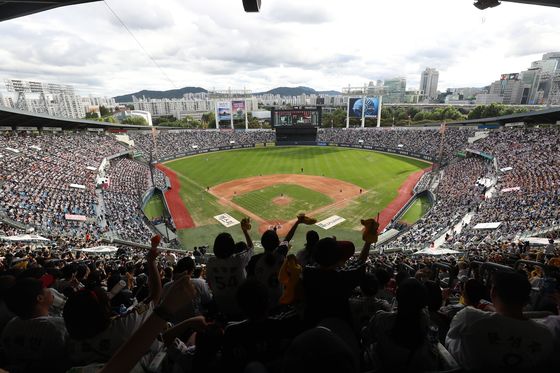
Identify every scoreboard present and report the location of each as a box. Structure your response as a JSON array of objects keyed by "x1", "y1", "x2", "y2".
[{"x1": 271, "y1": 106, "x2": 322, "y2": 127}]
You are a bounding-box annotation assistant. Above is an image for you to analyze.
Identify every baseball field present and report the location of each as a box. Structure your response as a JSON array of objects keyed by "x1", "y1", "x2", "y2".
[{"x1": 156, "y1": 146, "x2": 431, "y2": 251}]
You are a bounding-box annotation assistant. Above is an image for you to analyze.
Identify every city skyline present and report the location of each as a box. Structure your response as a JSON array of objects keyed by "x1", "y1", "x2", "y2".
[{"x1": 0, "y1": 0, "x2": 559, "y2": 97}]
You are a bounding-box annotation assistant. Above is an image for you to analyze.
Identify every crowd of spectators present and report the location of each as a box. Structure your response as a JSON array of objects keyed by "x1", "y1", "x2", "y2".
[
  {"x1": 102, "y1": 158, "x2": 155, "y2": 243},
  {"x1": 129, "y1": 129, "x2": 276, "y2": 160},
  {"x1": 317, "y1": 127, "x2": 475, "y2": 161},
  {"x1": 1, "y1": 125, "x2": 560, "y2": 372},
  {"x1": 459, "y1": 128, "x2": 560, "y2": 242},
  {"x1": 383, "y1": 157, "x2": 490, "y2": 251},
  {"x1": 0, "y1": 215, "x2": 558, "y2": 373},
  {"x1": 0, "y1": 132, "x2": 127, "y2": 238}
]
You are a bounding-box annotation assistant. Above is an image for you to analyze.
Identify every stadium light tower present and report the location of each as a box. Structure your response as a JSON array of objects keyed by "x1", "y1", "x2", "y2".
[{"x1": 242, "y1": 0, "x2": 261, "y2": 12}]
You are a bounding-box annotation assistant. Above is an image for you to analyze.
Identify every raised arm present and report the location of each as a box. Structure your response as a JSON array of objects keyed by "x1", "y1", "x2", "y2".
[
  {"x1": 358, "y1": 218, "x2": 379, "y2": 263},
  {"x1": 284, "y1": 213, "x2": 316, "y2": 242},
  {"x1": 241, "y1": 217, "x2": 253, "y2": 249},
  {"x1": 100, "y1": 275, "x2": 196, "y2": 373},
  {"x1": 161, "y1": 315, "x2": 208, "y2": 346},
  {"x1": 146, "y1": 235, "x2": 162, "y2": 305}
]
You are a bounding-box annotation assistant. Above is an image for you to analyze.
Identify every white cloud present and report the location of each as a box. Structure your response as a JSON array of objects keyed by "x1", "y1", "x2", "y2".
[{"x1": 0, "y1": 0, "x2": 559, "y2": 96}]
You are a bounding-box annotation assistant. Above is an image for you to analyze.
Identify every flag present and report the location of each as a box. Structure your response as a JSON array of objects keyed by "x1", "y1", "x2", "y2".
[{"x1": 440, "y1": 122, "x2": 447, "y2": 134}]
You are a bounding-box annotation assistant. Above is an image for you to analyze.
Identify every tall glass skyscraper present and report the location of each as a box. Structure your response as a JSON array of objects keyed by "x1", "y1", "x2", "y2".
[{"x1": 420, "y1": 68, "x2": 439, "y2": 101}]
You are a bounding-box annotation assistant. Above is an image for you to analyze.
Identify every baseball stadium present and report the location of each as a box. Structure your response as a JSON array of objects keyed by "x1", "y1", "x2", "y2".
[{"x1": 1, "y1": 1, "x2": 560, "y2": 373}]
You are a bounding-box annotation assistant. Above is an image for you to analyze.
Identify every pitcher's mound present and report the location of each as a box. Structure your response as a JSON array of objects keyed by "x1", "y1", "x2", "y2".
[{"x1": 272, "y1": 195, "x2": 293, "y2": 206}]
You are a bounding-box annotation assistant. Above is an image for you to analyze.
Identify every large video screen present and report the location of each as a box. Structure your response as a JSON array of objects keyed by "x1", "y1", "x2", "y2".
[
  {"x1": 348, "y1": 96, "x2": 380, "y2": 118},
  {"x1": 272, "y1": 108, "x2": 320, "y2": 126},
  {"x1": 232, "y1": 100, "x2": 245, "y2": 120},
  {"x1": 217, "y1": 101, "x2": 231, "y2": 122}
]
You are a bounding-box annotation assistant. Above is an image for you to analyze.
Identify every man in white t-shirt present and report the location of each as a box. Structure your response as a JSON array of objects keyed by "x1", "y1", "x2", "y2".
[
  {"x1": 165, "y1": 250, "x2": 178, "y2": 266},
  {"x1": 446, "y1": 271, "x2": 554, "y2": 372},
  {"x1": 206, "y1": 218, "x2": 253, "y2": 317},
  {"x1": 1, "y1": 277, "x2": 69, "y2": 372},
  {"x1": 162, "y1": 256, "x2": 212, "y2": 324}
]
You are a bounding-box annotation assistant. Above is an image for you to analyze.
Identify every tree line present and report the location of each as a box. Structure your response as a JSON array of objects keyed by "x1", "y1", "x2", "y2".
[{"x1": 85, "y1": 104, "x2": 531, "y2": 128}]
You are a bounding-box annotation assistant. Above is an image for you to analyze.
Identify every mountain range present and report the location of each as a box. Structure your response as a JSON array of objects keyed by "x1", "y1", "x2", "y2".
[{"x1": 113, "y1": 86, "x2": 341, "y2": 102}]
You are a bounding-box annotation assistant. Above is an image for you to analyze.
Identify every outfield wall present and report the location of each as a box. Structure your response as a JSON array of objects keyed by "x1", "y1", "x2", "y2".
[{"x1": 156, "y1": 142, "x2": 435, "y2": 163}]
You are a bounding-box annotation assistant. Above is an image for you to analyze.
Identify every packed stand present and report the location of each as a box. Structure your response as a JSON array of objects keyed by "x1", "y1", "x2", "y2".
[
  {"x1": 0, "y1": 131, "x2": 127, "y2": 238},
  {"x1": 102, "y1": 158, "x2": 154, "y2": 243},
  {"x1": 129, "y1": 129, "x2": 276, "y2": 161},
  {"x1": 460, "y1": 127, "x2": 560, "y2": 242},
  {"x1": 317, "y1": 127, "x2": 475, "y2": 161},
  {"x1": 383, "y1": 157, "x2": 490, "y2": 251},
  {"x1": 2, "y1": 214, "x2": 558, "y2": 373}
]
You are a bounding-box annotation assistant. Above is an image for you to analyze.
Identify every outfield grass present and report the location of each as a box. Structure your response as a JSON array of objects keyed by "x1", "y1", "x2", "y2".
[
  {"x1": 232, "y1": 184, "x2": 333, "y2": 221},
  {"x1": 401, "y1": 195, "x2": 432, "y2": 224},
  {"x1": 165, "y1": 146, "x2": 430, "y2": 250},
  {"x1": 143, "y1": 194, "x2": 165, "y2": 220}
]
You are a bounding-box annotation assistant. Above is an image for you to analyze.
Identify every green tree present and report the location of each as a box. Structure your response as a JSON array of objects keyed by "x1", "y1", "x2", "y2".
[
  {"x1": 468, "y1": 105, "x2": 485, "y2": 120},
  {"x1": 99, "y1": 106, "x2": 111, "y2": 117},
  {"x1": 121, "y1": 116, "x2": 148, "y2": 126},
  {"x1": 481, "y1": 103, "x2": 503, "y2": 118},
  {"x1": 85, "y1": 112, "x2": 99, "y2": 119},
  {"x1": 201, "y1": 112, "x2": 216, "y2": 127}
]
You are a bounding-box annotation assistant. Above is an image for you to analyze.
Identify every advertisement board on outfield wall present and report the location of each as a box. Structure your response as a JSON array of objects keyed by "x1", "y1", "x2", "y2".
[{"x1": 155, "y1": 143, "x2": 434, "y2": 163}]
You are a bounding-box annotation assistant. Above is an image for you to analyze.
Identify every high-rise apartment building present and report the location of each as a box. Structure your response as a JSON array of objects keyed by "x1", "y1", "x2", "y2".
[
  {"x1": 419, "y1": 68, "x2": 439, "y2": 101},
  {"x1": 382, "y1": 77, "x2": 407, "y2": 103}
]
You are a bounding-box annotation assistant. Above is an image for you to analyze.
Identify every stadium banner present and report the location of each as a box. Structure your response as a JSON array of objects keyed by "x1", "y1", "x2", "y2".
[
  {"x1": 86, "y1": 166, "x2": 97, "y2": 171},
  {"x1": 69, "y1": 183, "x2": 86, "y2": 190},
  {"x1": 65, "y1": 214, "x2": 87, "y2": 221},
  {"x1": 5, "y1": 147, "x2": 19, "y2": 153},
  {"x1": 30, "y1": 145, "x2": 41, "y2": 151},
  {"x1": 217, "y1": 101, "x2": 231, "y2": 122},
  {"x1": 473, "y1": 222, "x2": 501, "y2": 230},
  {"x1": 316, "y1": 215, "x2": 346, "y2": 230},
  {"x1": 78, "y1": 246, "x2": 119, "y2": 254},
  {"x1": 0, "y1": 234, "x2": 50, "y2": 242},
  {"x1": 500, "y1": 167, "x2": 513, "y2": 172},
  {"x1": 232, "y1": 100, "x2": 245, "y2": 120},
  {"x1": 317, "y1": 142, "x2": 327, "y2": 146},
  {"x1": 16, "y1": 127, "x2": 37, "y2": 131},
  {"x1": 42, "y1": 127, "x2": 62, "y2": 132},
  {"x1": 255, "y1": 143, "x2": 265, "y2": 148},
  {"x1": 364, "y1": 96, "x2": 380, "y2": 118},
  {"x1": 0, "y1": 126, "x2": 12, "y2": 131},
  {"x1": 501, "y1": 187, "x2": 521, "y2": 193},
  {"x1": 348, "y1": 98, "x2": 362, "y2": 118},
  {"x1": 265, "y1": 142, "x2": 276, "y2": 147},
  {"x1": 214, "y1": 213, "x2": 240, "y2": 228}
]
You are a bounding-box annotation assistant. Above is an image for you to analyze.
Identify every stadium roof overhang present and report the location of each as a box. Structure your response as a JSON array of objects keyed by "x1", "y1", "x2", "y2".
[
  {"x1": 442, "y1": 107, "x2": 560, "y2": 127},
  {"x1": 0, "y1": 0, "x2": 101, "y2": 22},
  {"x1": 500, "y1": 0, "x2": 560, "y2": 7},
  {"x1": 0, "y1": 106, "x2": 181, "y2": 130}
]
